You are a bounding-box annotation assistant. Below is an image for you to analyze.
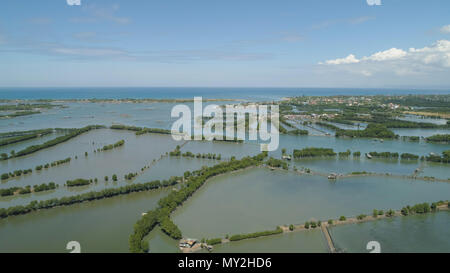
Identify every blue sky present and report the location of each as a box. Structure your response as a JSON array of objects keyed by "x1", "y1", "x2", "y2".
[{"x1": 1, "y1": 0, "x2": 450, "y2": 88}]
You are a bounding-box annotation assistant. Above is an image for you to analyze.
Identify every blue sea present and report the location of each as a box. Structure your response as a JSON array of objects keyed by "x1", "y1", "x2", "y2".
[{"x1": 0, "y1": 87, "x2": 449, "y2": 101}]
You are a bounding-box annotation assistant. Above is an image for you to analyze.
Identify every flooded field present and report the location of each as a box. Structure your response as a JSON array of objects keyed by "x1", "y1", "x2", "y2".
[
  {"x1": 172, "y1": 167, "x2": 450, "y2": 239},
  {"x1": 0, "y1": 188, "x2": 170, "y2": 253},
  {"x1": 330, "y1": 211, "x2": 450, "y2": 253},
  {"x1": 0, "y1": 100, "x2": 448, "y2": 253}
]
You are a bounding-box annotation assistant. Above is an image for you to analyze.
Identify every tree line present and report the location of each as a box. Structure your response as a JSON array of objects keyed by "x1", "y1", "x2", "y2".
[
  {"x1": 110, "y1": 125, "x2": 171, "y2": 135},
  {"x1": 425, "y1": 134, "x2": 449, "y2": 143},
  {"x1": 228, "y1": 227, "x2": 283, "y2": 242},
  {"x1": 129, "y1": 152, "x2": 268, "y2": 253},
  {"x1": 0, "y1": 182, "x2": 57, "y2": 197},
  {"x1": 0, "y1": 129, "x2": 53, "y2": 147},
  {"x1": 5, "y1": 125, "x2": 104, "y2": 159},
  {"x1": 1, "y1": 168, "x2": 33, "y2": 181},
  {"x1": 0, "y1": 177, "x2": 180, "y2": 219},
  {"x1": 293, "y1": 147, "x2": 337, "y2": 158}
]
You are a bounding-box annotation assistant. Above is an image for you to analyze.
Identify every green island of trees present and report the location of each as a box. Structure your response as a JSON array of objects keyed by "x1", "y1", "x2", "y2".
[
  {"x1": 66, "y1": 179, "x2": 91, "y2": 187},
  {"x1": 0, "y1": 111, "x2": 41, "y2": 118},
  {"x1": 35, "y1": 157, "x2": 72, "y2": 171},
  {"x1": 400, "y1": 153, "x2": 419, "y2": 160},
  {"x1": 368, "y1": 151, "x2": 399, "y2": 159},
  {"x1": 293, "y1": 147, "x2": 336, "y2": 158},
  {"x1": 338, "y1": 150, "x2": 351, "y2": 157},
  {"x1": 425, "y1": 134, "x2": 449, "y2": 143},
  {"x1": 205, "y1": 238, "x2": 222, "y2": 245},
  {"x1": 101, "y1": 139, "x2": 125, "y2": 151},
  {"x1": 1, "y1": 168, "x2": 33, "y2": 181},
  {"x1": 287, "y1": 129, "x2": 309, "y2": 136},
  {"x1": 0, "y1": 182, "x2": 57, "y2": 197},
  {"x1": 335, "y1": 124, "x2": 397, "y2": 139},
  {"x1": 402, "y1": 136, "x2": 420, "y2": 142},
  {"x1": 110, "y1": 124, "x2": 171, "y2": 135},
  {"x1": 425, "y1": 150, "x2": 450, "y2": 163},
  {"x1": 399, "y1": 201, "x2": 446, "y2": 216},
  {"x1": 228, "y1": 227, "x2": 283, "y2": 242},
  {"x1": 169, "y1": 146, "x2": 222, "y2": 160},
  {"x1": 266, "y1": 157, "x2": 288, "y2": 170}
]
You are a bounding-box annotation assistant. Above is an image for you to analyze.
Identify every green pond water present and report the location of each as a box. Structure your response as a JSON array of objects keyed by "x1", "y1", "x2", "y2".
[
  {"x1": 0, "y1": 188, "x2": 170, "y2": 253},
  {"x1": 330, "y1": 211, "x2": 450, "y2": 253},
  {"x1": 172, "y1": 167, "x2": 450, "y2": 239}
]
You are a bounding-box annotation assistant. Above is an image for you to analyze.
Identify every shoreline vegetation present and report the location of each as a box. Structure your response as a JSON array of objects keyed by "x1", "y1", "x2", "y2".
[
  {"x1": 0, "y1": 94, "x2": 448, "y2": 253},
  {"x1": 267, "y1": 164, "x2": 450, "y2": 183},
  {"x1": 0, "y1": 129, "x2": 53, "y2": 147},
  {"x1": 0, "y1": 98, "x2": 239, "y2": 104},
  {"x1": 0, "y1": 125, "x2": 104, "y2": 160},
  {"x1": 129, "y1": 153, "x2": 268, "y2": 253},
  {"x1": 280, "y1": 95, "x2": 449, "y2": 141},
  {"x1": 0, "y1": 103, "x2": 64, "y2": 119},
  {"x1": 0, "y1": 183, "x2": 57, "y2": 197},
  {"x1": 193, "y1": 201, "x2": 450, "y2": 253},
  {"x1": 290, "y1": 146, "x2": 450, "y2": 164},
  {"x1": 110, "y1": 124, "x2": 245, "y2": 143},
  {"x1": 0, "y1": 177, "x2": 181, "y2": 219}
]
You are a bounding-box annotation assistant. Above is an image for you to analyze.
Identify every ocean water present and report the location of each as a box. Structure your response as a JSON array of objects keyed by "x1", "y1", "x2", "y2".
[{"x1": 1, "y1": 87, "x2": 449, "y2": 101}]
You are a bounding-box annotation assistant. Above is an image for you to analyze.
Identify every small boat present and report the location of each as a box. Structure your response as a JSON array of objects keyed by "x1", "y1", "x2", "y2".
[
  {"x1": 365, "y1": 153, "x2": 372, "y2": 159},
  {"x1": 328, "y1": 173, "x2": 337, "y2": 179}
]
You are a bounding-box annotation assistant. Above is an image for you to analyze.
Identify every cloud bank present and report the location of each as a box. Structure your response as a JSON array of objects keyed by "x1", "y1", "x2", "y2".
[{"x1": 320, "y1": 40, "x2": 450, "y2": 77}]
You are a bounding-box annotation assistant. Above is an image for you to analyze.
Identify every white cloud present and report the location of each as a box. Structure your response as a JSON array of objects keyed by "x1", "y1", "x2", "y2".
[
  {"x1": 67, "y1": 0, "x2": 81, "y2": 6},
  {"x1": 366, "y1": 0, "x2": 381, "y2": 6},
  {"x1": 440, "y1": 25, "x2": 450, "y2": 34},
  {"x1": 69, "y1": 3, "x2": 130, "y2": 24},
  {"x1": 52, "y1": 47, "x2": 126, "y2": 57},
  {"x1": 320, "y1": 40, "x2": 450, "y2": 77},
  {"x1": 363, "y1": 48, "x2": 407, "y2": 61},
  {"x1": 324, "y1": 54, "x2": 360, "y2": 65}
]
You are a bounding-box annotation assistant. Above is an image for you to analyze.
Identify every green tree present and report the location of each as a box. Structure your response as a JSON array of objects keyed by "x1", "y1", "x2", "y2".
[{"x1": 373, "y1": 209, "x2": 378, "y2": 218}]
